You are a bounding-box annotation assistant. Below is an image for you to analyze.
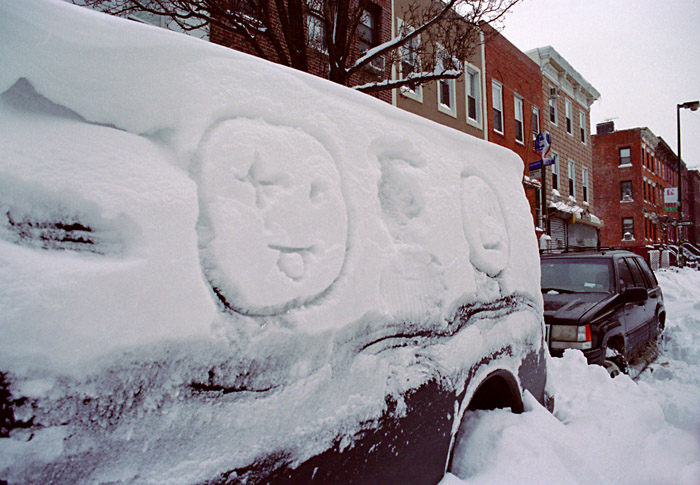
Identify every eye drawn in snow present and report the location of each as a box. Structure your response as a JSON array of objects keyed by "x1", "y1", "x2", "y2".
[
  {"x1": 377, "y1": 155, "x2": 426, "y2": 235},
  {"x1": 460, "y1": 175, "x2": 509, "y2": 277},
  {"x1": 196, "y1": 119, "x2": 348, "y2": 316},
  {"x1": 0, "y1": 175, "x2": 127, "y2": 255}
]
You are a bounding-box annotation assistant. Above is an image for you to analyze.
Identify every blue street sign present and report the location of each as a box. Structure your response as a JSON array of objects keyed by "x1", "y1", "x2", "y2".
[{"x1": 529, "y1": 158, "x2": 556, "y2": 171}]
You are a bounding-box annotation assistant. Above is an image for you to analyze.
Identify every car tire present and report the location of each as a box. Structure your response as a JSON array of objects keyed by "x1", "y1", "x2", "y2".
[{"x1": 603, "y1": 348, "x2": 628, "y2": 377}]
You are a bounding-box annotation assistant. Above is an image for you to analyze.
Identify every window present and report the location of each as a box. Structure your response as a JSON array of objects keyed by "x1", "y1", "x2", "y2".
[
  {"x1": 514, "y1": 95, "x2": 524, "y2": 143},
  {"x1": 579, "y1": 111, "x2": 586, "y2": 144},
  {"x1": 307, "y1": 12, "x2": 326, "y2": 52},
  {"x1": 466, "y1": 66, "x2": 481, "y2": 124},
  {"x1": 551, "y1": 155, "x2": 559, "y2": 190},
  {"x1": 492, "y1": 81, "x2": 503, "y2": 134},
  {"x1": 549, "y1": 90, "x2": 557, "y2": 124},
  {"x1": 565, "y1": 99, "x2": 573, "y2": 134},
  {"x1": 358, "y1": 7, "x2": 378, "y2": 54},
  {"x1": 437, "y1": 50, "x2": 456, "y2": 116},
  {"x1": 582, "y1": 167, "x2": 589, "y2": 203},
  {"x1": 620, "y1": 180, "x2": 633, "y2": 201},
  {"x1": 622, "y1": 217, "x2": 635, "y2": 241},
  {"x1": 532, "y1": 106, "x2": 540, "y2": 141},
  {"x1": 398, "y1": 23, "x2": 421, "y2": 101},
  {"x1": 619, "y1": 147, "x2": 631, "y2": 166},
  {"x1": 568, "y1": 160, "x2": 576, "y2": 198}
]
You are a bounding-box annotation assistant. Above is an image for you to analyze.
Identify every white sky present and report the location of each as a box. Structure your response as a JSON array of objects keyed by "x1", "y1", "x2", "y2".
[{"x1": 501, "y1": 0, "x2": 700, "y2": 169}]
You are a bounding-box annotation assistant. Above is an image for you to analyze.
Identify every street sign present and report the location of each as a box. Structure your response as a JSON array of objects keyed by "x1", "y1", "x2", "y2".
[
  {"x1": 535, "y1": 131, "x2": 551, "y2": 157},
  {"x1": 529, "y1": 158, "x2": 556, "y2": 171},
  {"x1": 664, "y1": 206, "x2": 679, "y2": 212},
  {"x1": 530, "y1": 168, "x2": 541, "y2": 178},
  {"x1": 664, "y1": 187, "x2": 679, "y2": 204},
  {"x1": 678, "y1": 221, "x2": 693, "y2": 226}
]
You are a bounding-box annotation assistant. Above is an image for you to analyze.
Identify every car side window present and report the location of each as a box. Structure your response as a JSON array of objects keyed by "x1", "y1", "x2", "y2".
[
  {"x1": 635, "y1": 258, "x2": 658, "y2": 288},
  {"x1": 625, "y1": 258, "x2": 645, "y2": 288},
  {"x1": 617, "y1": 259, "x2": 635, "y2": 290}
]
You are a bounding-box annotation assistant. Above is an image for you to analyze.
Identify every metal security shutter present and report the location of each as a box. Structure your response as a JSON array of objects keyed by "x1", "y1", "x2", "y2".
[{"x1": 550, "y1": 216, "x2": 566, "y2": 249}]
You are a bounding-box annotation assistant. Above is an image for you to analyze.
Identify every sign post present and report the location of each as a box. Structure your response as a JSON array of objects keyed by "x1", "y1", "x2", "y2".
[{"x1": 535, "y1": 132, "x2": 551, "y2": 235}]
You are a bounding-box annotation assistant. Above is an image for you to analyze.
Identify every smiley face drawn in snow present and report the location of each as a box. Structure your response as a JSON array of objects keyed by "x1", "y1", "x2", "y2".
[
  {"x1": 196, "y1": 119, "x2": 348, "y2": 315},
  {"x1": 460, "y1": 175, "x2": 509, "y2": 277}
]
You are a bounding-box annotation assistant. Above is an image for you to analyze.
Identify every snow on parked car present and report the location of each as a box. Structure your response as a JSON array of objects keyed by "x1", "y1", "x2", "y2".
[{"x1": 0, "y1": 0, "x2": 547, "y2": 482}]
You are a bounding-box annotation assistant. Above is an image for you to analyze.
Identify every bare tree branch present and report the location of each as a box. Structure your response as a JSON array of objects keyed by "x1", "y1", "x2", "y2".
[{"x1": 74, "y1": 0, "x2": 523, "y2": 92}]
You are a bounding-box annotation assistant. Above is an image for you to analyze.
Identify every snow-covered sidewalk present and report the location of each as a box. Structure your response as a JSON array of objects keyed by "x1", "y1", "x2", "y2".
[{"x1": 444, "y1": 268, "x2": 700, "y2": 484}]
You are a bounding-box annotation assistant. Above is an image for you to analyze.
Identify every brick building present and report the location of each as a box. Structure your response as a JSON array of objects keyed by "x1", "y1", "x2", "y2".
[
  {"x1": 688, "y1": 169, "x2": 700, "y2": 246},
  {"x1": 391, "y1": 0, "x2": 486, "y2": 140},
  {"x1": 211, "y1": 0, "x2": 393, "y2": 103},
  {"x1": 526, "y1": 46, "x2": 600, "y2": 249},
  {"x1": 591, "y1": 123, "x2": 681, "y2": 248},
  {"x1": 481, "y1": 27, "x2": 544, "y2": 224}
]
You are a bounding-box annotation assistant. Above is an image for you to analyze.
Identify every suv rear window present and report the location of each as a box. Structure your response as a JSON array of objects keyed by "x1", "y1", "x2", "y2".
[{"x1": 541, "y1": 258, "x2": 613, "y2": 293}]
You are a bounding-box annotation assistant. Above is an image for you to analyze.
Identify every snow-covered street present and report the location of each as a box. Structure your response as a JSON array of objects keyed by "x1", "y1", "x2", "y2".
[{"x1": 444, "y1": 268, "x2": 700, "y2": 485}]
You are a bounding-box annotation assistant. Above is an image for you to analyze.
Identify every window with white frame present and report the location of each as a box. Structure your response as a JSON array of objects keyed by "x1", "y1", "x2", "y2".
[
  {"x1": 549, "y1": 89, "x2": 557, "y2": 124},
  {"x1": 492, "y1": 81, "x2": 503, "y2": 134},
  {"x1": 532, "y1": 106, "x2": 540, "y2": 141},
  {"x1": 568, "y1": 160, "x2": 576, "y2": 198},
  {"x1": 619, "y1": 147, "x2": 631, "y2": 166},
  {"x1": 514, "y1": 95, "x2": 524, "y2": 143},
  {"x1": 565, "y1": 99, "x2": 573, "y2": 135},
  {"x1": 582, "y1": 167, "x2": 589, "y2": 203},
  {"x1": 437, "y1": 49, "x2": 456, "y2": 117},
  {"x1": 622, "y1": 217, "x2": 634, "y2": 240},
  {"x1": 466, "y1": 66, "x2": 481, "y2": 125},
  {"x1": 358, "y1": 6, "x2": 379, "y2": 54},
  {"x1": 551, "y1": 154, "x2": 560, "y2": 190},
  {"x1": 398, "y1": 22, "x2": 421, "y2": 101},
  {"x1": 307, "y1": 12, "x2": 326, "y2": 52},
  {"x1": 579, "y1": 111, "x2": 586, "y2": 144}
]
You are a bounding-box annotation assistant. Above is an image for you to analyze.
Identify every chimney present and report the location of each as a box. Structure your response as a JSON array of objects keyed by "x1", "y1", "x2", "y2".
[{"x1": 596, "y1": 121, "x2": 615, "y2": 135}]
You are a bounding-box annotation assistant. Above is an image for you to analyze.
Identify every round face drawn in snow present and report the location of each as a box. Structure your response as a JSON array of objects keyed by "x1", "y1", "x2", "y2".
[
  {"x1": 196, "y1": 119, "x2": 348, "y2": 315},
  {"x1": 460, "y1": 175, "x2": 509, "y2": 277}
]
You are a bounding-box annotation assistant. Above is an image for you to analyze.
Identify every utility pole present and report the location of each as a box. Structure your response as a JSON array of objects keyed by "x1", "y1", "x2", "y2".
[{"x1": 676, "y1": 100, "x2": 700, "y2": 267}]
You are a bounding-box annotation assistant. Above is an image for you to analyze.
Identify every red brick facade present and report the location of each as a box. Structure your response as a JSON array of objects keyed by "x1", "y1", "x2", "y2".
[
  {"x1": 210, "y1": 1, "x2": 393, "y2": 103},
  {"x1": 482, "y1": 29, "x2": 544, "y2": 224},
  {"x1": 592, "y1": 125, "x2": 681, "y2": 248}
]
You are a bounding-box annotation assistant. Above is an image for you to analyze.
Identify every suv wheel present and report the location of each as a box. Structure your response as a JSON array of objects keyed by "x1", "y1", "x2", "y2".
[{"x1": 603, "y1": 348, "x2": 628, "y2": 377}]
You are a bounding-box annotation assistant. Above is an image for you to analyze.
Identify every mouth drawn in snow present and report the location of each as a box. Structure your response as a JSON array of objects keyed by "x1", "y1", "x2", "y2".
[
  {"x1": 460, "y1": 175, "x2": 509, "y2": 277},
  {"x1": 195, "y1": 118, "x2": 348, "y2": 316}
]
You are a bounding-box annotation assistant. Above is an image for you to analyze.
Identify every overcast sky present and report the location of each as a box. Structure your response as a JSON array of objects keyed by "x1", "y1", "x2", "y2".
[{"x1": 500, "y1": 0, "x2": 700, "y2": 169}]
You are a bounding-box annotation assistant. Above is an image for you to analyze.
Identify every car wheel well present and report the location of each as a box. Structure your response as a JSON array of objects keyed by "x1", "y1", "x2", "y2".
[
  {"x1": 658, "y1": 311, "x2": 666, "y2": 330},
  {"x1": 466, "y1": 370, "x2": 523, "y2": 413},
  {"x1": 447, "y1": 370, "x2": 523, "y2": 477},
  {"x1": 606, "y1": 335, "x2": 625, "y2": 354}
]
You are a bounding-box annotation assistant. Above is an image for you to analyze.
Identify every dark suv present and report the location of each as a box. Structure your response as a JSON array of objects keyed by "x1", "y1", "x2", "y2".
[{"x1": 541, "y1": 250, "x2": 665, "y2": 376}]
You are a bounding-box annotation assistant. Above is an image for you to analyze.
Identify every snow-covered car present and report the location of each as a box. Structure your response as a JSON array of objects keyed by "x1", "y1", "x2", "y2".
[
  {"x1": 541, "y1": 250, "x2": 665, "y2": 376},
  {"x1": 0, "y1": 1, "x2": 548, "y2": 483}
]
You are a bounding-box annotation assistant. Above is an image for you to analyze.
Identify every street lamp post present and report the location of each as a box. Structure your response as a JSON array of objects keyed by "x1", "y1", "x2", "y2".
[{"x1": 676, "y1": 100, "x2": 699, "y2": 267}]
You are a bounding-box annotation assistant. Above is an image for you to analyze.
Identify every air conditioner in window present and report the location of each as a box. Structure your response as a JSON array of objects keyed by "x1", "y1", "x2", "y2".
[
  {"x1": 366, "y1": 55, "x2": 385, "y2": 74},
  {"x1": 549, "y1": 87, "x2": 560, "y2": 98},
  {"x1": 622, "y1": 194, "x2": 633, "y2": 202}
]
